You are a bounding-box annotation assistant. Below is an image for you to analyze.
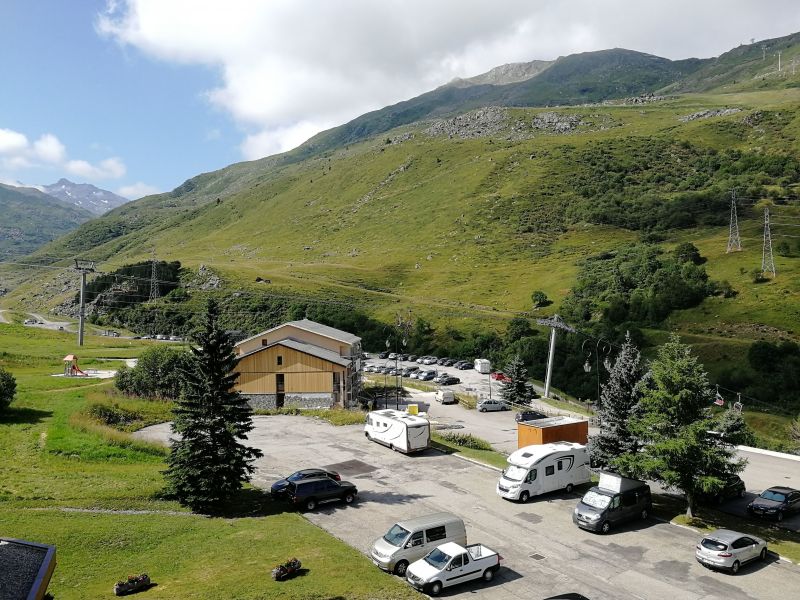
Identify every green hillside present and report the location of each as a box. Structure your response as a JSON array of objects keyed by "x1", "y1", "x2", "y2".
[
  {"x1": 3, "y1": 36, "x2": 800, "y2": 437},
  {"x1": 0, "y1": 183, "x2": 93, "y2": 257}
]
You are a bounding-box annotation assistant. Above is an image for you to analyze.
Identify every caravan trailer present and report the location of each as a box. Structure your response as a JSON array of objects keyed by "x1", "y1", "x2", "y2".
[
  {"x1": 496, "y1": 442, "x2": 590, "y2": 502},
  {"x1": 365, "y1": 409, "x2": 431, "y2": 454}
]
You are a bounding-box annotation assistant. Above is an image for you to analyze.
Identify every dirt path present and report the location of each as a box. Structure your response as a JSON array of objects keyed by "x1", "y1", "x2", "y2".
[{"x1": 0, "y1": 309, "x2": 9, "y2": 324}]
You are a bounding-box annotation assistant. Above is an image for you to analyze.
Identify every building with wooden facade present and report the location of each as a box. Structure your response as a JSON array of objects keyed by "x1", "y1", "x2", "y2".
[{"x1": 233, "y1": 319, "x2": 362, "y2": 409}]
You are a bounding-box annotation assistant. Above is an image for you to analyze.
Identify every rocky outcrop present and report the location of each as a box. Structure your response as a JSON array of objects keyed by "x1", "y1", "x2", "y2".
[
  {"x1": 424, "y1": 107, "x2": 509, "y2": 139},
  {"x1": 679, "y1": 108, "x2": 742, "y2": 122},
  {"x1": 531, "y1": 111, "x2": 582, "y2": 133}
]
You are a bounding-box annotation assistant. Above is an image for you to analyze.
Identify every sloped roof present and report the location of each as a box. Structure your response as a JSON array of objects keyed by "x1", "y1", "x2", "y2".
[
  {"x1": 234, "y1": 318, "x2": 360, "y2": 348},
  {"x1": 239, "y1": 338, "x2": 351, "y2": 367}
]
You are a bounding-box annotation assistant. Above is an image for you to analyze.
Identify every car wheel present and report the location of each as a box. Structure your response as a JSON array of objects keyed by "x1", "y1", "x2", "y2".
[
  {"x1": 482, "y1": 568, "x2": 494, "y2": 582},
  {"x1": 565, "y1": 483, "x2": 574, "y2": 494},
  {"x1": 344, "y1": 492, "x2": 355, "y2": 504},
  {"x1": 731, "y1": 560, "x2": 740, "y2": 574},
  {"x1": 429, "y1": 581, "x2": 442, "y2": 596},
  {"x1": 394, "y1": 560, "x2": 409, "y2": 577},
  {"x1": 600, "y1": 521, "x2": 611, "y2": 534},
  {"x1": 519, "y1": 491, "x2": 530, "y2": 503},
  {"x1": 777, "y1": 512, "x2": 784, "y2": 522},
  {"x1": 640, "y1": 508, "x2": 649, "y2": 520},
  {"x1": 305, "y1": 498, "x2": 317, "y2": 511},
  {"x1": 479, "y1": 408, "x2": 485, "y2": 412},
  {"x1": 760, "y1": 547, "x2": 767, "y2": 561}
]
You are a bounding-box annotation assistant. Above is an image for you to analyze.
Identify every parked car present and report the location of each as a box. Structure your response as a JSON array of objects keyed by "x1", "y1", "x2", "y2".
[
  {"x1": 418, "y1": 370, "x2": 437, "y2": 381},
  {"x1": 397, "y1": 353, "x2": 409, "y2": 361},
  {"x1": 416, "y1": 356, "x2": 428, "y2": 364},
  {"x1": 388, "y1": 353, "x2": 397, "y2": 360},
  {"x1": 695, "y1": 529, "x2": 767, "y2": 574},
  {"x1": 285, "y1": 477, "x2": 357, "y2": 511},
  {"x1": 515, "y1": 410, "x2": 547, "y2": 422},
  {"x1": 433, "y1": 373, "x2": 449, "y2": 384},
  {"x1": 423, "y1": 356, "x2": 438, "y2": 365},
  {"x1": 440, "y1": 376, "x2": 460, "y2": 385},
  {"x1": 23, "y1": 319, "x2": 35, "y2": 325},
  {"x1": 378, "y1": 351, "x2": 390, "y2": 359},
  {"x1": 491, "y1": 371, "x2": 511, "y2": 382},
  {"x1": 455, "y1": 361, "x2": 473, "y2": 370},
  {"x1": 747, "y1": 486, "x2": 800, "y2": 521},
  {"x1": 477, "y1": 398, "x2": 509, "y2": 412},
  {"x1": 401, "y1": 366, "x2": 419, "y2": 377},
  {"x1": 407, "y1": 354, "x2": 418, "y2": 362},
  {"x1": 271, "y1": 468, "x2": 341, "y2": 498},
  {"x1": 406, "y1": 542, "x2": 501, "y2": 596},
  {"x1": 697, "y1": 474, "x2": 746, "y2": 505},
  {"x1": 436, "y1": 357, "x2": 449, "y2": 365}
]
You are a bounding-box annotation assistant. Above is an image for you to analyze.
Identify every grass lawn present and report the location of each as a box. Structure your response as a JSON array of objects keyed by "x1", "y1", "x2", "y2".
[
  {"x1": 0, "y1": 325, "x2": 417, "y2": 599},
  {"x1": 430, "y1": 433, "x2": 508, "y2": 470}
]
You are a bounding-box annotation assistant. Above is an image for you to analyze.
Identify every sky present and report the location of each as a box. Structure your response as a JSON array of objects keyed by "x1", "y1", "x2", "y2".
[{"x1": 2, "y1": 1, "x2": 800, "y2": 199}]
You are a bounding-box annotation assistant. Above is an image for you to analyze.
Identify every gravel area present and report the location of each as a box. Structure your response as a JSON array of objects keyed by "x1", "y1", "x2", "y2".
[{"x1": 0, "y1": 539, "x2": 47, "y2": 600}]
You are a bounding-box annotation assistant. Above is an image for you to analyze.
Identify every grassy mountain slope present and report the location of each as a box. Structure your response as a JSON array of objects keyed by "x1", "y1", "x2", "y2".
[
  {"x1": 0, "y1": 183, "x2": 93, "y2": 257},
  {"x1": 663, "y1": 31, "x2": 800, "y2": 93},
  {"x1": 8, "y1": 88, "x2": 800, "y2": 343}
]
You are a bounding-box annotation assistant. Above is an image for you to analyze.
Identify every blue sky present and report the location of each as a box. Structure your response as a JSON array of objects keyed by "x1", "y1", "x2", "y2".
[{"x1": 2, "y1": 1, "x2": 800, "y2": 199}]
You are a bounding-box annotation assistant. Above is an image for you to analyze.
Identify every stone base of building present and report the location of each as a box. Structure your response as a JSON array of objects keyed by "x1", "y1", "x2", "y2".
[{"x1": 243, "y1": 393, "x2": 334, "y2": 410}]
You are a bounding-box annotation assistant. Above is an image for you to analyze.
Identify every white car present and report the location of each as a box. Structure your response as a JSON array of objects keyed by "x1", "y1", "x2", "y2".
[
  {"x1": 406, "y1": 542, "x2": 500, "y2": 596},
  {"x1": 477, "y1": 398, "x2": 509, "y2": 412},
  {"x1": 695, "y1": 529, "x2": 767, "y2": 574}
]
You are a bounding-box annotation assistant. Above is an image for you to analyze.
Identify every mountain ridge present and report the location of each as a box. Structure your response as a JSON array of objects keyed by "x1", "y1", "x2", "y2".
[{"x1": 42, "y1": 178, "x2": 129, "y2": 215}]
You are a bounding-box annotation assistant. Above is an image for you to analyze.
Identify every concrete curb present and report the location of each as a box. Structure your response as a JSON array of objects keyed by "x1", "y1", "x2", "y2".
[
  {"x1": 431, "y1": 446, "x2": 503, "y2": 472},
  {"x1": 738, "y1": 445, "x2": 800, "y2": 462}
]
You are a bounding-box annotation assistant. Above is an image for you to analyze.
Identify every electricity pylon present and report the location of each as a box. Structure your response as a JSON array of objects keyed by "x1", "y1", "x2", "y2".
[
  {"x1": 761, "y1": 207, "x2": 776, "y2": 277},
  {"x1": 726, "y1": 190, "x2": 742, "y2": 253}
]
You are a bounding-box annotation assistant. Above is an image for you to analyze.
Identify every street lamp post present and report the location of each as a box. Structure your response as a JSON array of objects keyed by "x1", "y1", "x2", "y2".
[{"x1": 581, "y1": 337, "x2": 612, "y2": 407}]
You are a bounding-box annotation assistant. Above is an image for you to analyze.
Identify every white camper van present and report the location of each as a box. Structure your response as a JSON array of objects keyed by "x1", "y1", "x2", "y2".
[
  {"x1": 474, "y1": 359, "x2": 491, "y2": 374},
  {"x1": 365, "y1": 409, "x2": 431, "y2": 453},
  {"x1": 496, "y1": 442, "x2": 590, "y2": 502}
]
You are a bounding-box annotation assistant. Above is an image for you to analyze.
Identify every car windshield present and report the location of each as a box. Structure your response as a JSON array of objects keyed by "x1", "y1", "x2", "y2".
[
  {"x1": 701, "y1": 538, "x2": 727, "y2": 552},
  {"x1": 383, "y1": 524, "x2": 410, "y2": 547},
  {"x1": 581, "y1": 490, "x2": 612, "y2": 509},
  {"x1": 760, "y1": 490, "x2": 787, "y2": 502},
  {"x1": 424, "y1": 548, "x2": 452, "y2": 570},
  {"x1": 504, "y1": 465, "x2": 528, "y2": 482},
  {"x1": 288, "y1": 471, "x2": 313, "y2": 482}
]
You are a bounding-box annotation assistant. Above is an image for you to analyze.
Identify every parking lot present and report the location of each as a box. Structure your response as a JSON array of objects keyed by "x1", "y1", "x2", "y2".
[{"x1": 137, "y1": 416, "x2": 800, "y2": 599}]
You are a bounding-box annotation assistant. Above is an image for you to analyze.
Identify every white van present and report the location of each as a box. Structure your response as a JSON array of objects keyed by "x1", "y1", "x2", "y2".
[
  {"x1": 370, "y1": 512, "x2": 467, "y2": 576},
  {"x1": 435, "y1": 390, "x2": 456, "y2": 404},
  {"x1": 365, "y1": 409, "x2": 431, "y2": 453},
  {"x1": 496, "y1": 442, "x2": 590, "y2": 502}
]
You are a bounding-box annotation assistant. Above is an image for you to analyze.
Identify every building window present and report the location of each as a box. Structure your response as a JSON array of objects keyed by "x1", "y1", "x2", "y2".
[{"x1": 277, "y1": 355, "x2": 283, "y2": 366}]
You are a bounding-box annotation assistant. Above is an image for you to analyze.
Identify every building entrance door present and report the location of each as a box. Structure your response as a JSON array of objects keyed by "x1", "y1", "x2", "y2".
[{"x1": 276, "y1": 374, "x2": 285, "y2": 408}]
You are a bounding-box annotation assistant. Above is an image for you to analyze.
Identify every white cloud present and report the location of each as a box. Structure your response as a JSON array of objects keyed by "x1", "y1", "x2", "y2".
[
  {"x1": 0, "y1": 128, "x2": 29, "y2": 154},
  {"x1": 98, "y1": 1, "x2": 800, "y2": 159},
  {"x1": 117, "y1": 181, "x2": 160, "y2": 198},
  {"x1": 0, "y1": 126, "x2": 127, "y2": 182},
  {"x1": 66, "y1": 157, "x2": 126, "y2": 180},
  {"x1": 33, "y1": 133, "x2": 67, "y2": 163}
]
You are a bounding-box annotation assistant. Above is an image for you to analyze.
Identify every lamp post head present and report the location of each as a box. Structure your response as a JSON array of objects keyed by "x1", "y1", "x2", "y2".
[{"x1": 74, "y1": 259, "x2": 96, "y2": 272}]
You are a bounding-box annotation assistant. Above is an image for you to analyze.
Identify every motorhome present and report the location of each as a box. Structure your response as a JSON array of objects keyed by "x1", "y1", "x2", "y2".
[
  {"x1": 365, "y1": 409, "x2": 431, "y2": 453},
  {"x1": 370, "y1": 513, "x2": 467, "y2": 576},
  {"x1": 496, "y1": 442, "x2": 590, "y2": 502},
  {"x1": 474, "y1": 358, "x2": 491, "y2": 374}
]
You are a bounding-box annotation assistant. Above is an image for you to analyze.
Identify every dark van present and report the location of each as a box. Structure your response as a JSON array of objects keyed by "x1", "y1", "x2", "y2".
[{"x1": 572, "y1": 473, "x2": 651, "y2": 534}]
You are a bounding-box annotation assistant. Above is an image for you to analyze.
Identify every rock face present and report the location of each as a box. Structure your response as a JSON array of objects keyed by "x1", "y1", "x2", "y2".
[
  {"x1": 43, "y1": 178, "x2": 129, "y2": 215},
  {"x1": 189, "y1": 265, "x2": 221, "y2": 290},
  {"x1": 424, "y1": 107, "x2": 510, "y2": 139},
  {"x1": 531, "y1": 111, "x2": 582, "y2": 132},
  {"x1": 679, "y1": 108, "x2": 742, "y2": 122},
  {"x1": 447, "y1": 60, "x2": 553, "y2": 88}
]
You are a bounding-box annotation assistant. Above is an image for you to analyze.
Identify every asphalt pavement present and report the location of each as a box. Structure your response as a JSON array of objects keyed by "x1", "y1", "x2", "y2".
[{"x1": 136, "y1": 416, "x2": 800, "y2": 600}]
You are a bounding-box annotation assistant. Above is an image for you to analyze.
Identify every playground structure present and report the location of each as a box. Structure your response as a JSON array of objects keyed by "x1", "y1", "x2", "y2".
[{"x1": 63, "y1": 355, "x2": 88, "y2": 377}]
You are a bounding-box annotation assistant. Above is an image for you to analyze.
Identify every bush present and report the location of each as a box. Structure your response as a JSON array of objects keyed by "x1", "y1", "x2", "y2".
[
  {"x1": 436, "y1": 431, "x2": 493, "y2": 450},
  {"x1": 531, "y1": 290, "x2": 549, "y2": 308},
  {"x1": 115, "y1": 346, "x2": 191, "y2": 399},
  {"x1": 0, "y1": 367, "x2": 16, "y2": 411},
  {"x1": 750, "y1": 269, "x2": 766, "y2": 283},
  {"x1": 87, "y1": 402, "x2": 143, "y2": 428}
]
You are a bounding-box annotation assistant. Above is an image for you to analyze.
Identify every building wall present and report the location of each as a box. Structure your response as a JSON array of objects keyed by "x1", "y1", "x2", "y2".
[
  {"x1": 235, "y1": 344, "x2": 346, "y2": 395},
  {"x1": 243, "y1": 393, "x2": 334, "y2": 410},
  {"x1": 517, "y1": 421, "x2": 589, "y2": 447}
]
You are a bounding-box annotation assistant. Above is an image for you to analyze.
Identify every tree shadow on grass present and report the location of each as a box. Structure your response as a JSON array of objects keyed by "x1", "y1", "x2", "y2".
[
  {"x1": 154, "y1": 487, "x2": 291, "y2": 519},
  {"x1": 0, "y1": 406, "x2": 52, "y2": 425}
]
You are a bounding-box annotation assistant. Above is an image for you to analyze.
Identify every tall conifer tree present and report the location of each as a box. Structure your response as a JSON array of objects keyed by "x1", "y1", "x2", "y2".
[
  {"x1": 591, "y1": 332, "x2": 644, "y2": 470},
  {"x1": 165, "y1": 299, "x2": 262, "y2": 511},
  {"x1": 499, "y1": 354, "x2": 532, "y2": 405}
]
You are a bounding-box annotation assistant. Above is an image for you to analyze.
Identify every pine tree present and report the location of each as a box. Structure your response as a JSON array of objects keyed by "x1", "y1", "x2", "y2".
[
  {"x1": 499, "y1": 354, "x2": 532, "y2": 405},
  {"x1": 164, "y1": 299, "x2": 263, "y2": 511},
  {"x1": 617, "y1": 334, "x2": 750, "y2": 517},
  {"x1": 591, "y1": 332, "x2": 643, "y2": 470}
]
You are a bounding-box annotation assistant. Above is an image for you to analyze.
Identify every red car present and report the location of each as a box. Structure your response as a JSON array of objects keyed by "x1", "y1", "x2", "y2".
[{"x1": 491, "y1": 371, "x2": 511, "y2": 382}]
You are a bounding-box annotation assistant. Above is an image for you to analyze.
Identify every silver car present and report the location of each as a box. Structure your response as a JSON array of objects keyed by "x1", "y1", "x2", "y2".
[
  {"x1": 477, "y1": 398, "x2": 509, "y2": 412},
  {"x1": 695, "y1": 529, "x2": 767, "y2": 574}
]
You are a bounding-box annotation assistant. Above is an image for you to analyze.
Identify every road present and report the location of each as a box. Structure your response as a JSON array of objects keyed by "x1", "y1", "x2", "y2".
[
  {"x1": 136, "y1": 416, "x2": 800, "y2": 600},
  {"x1": 27, "y1": 312, "x2": 73, "y2": 331}
]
